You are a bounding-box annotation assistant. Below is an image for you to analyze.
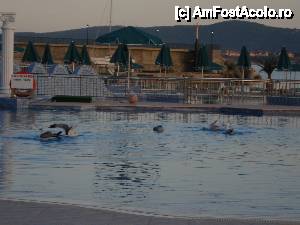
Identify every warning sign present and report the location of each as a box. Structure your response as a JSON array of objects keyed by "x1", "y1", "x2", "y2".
[{"x1": 11, "y1": 74, "x2": 34, "y2": 89}]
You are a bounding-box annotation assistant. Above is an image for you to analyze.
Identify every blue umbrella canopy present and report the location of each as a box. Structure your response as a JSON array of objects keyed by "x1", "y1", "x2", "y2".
[
  {"x1": 81, "y1": 45, "x2": 91, "y2": 65},
  {"x1": 74, "y1": 65, "x2": 97, "y2": 75},
  {"x1": 22, "y1": 41, "x2": 40, "y2": 63},
  {"x1": 27, "y1": 62, "x2": 47, "y2": 74},
  {"x1": 47, "y1": 64, "x2": 69, "y2": 75},
  {"x1": 155, "y1": 44, "x2": 173, "y2": 68},
  {"x1": 237, "y1": 46, "x2": 251, "y2": 69},
  {"x1": 41, "y1": 43, "x2": 54, "y2": 65},
  {"x1": 277, "y1": 47, "x2": 291, "y2": 70},
  {"x1": 64, "y1": 41, "x2": 81, "y2": 64}
]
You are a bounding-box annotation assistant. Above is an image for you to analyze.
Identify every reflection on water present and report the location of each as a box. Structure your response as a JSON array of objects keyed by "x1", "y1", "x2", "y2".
[{"x1": 0, "y1": 110, "x2": 299, "y2": 219}]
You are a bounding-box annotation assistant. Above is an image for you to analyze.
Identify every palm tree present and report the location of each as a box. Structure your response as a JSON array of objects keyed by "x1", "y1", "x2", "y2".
[
  {"x1": 257, "y1": 54, "x2": 277, "y2": 80},
  {"x1": 222, "y1": 61, "x2": 241, "y2": 78}
]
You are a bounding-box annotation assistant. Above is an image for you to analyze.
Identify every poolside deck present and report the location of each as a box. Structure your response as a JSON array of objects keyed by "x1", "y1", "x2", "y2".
[
  {"x1": 0, "y1": 199, "x2": 299, "y2": 225},
  {"x1": 28, "y1": 99, "x2": 300, "y2": 116}
]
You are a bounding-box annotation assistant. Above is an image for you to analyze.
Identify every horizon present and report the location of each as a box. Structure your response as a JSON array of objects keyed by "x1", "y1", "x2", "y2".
[
  {"x1": 5, "y1": 19, "x2": 300, "y2": 53},
  {"x1": 12, "y1": 20, "x2": 300, "y2": 34}
]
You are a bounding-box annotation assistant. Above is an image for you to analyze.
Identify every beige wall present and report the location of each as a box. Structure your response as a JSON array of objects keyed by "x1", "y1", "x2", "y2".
[{"x1": 15, "y1": 42, "x2": 223, "y2": 72}]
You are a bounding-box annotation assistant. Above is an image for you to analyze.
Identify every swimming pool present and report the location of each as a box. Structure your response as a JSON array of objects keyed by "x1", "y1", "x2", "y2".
[{"x1": 0, "y1": 110, "x2": 299, "y2": 219}]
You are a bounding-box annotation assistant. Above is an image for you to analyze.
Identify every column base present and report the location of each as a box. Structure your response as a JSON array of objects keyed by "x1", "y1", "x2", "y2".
[
  {"x1": 0, "y1": 96, "x2": 17, "y2": 110},
  {"x1": 0, "y1": 87, "x2": 11, "y2": 96}
]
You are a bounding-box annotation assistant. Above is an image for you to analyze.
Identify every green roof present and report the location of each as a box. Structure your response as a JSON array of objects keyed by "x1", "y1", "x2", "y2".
[{"x1": 96, "y1": 26, "x2": 163, "y2": 45}]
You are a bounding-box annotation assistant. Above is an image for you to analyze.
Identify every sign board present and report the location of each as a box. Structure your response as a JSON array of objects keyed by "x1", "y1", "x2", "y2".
[{"x1": 11, "y1": 74, "x2": 34, "y2": 89}]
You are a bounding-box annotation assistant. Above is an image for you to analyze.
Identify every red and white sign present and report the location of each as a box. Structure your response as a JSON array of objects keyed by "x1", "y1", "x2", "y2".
[{"x1": 11, "y1": 74, "x2": 35, "y2": 90}]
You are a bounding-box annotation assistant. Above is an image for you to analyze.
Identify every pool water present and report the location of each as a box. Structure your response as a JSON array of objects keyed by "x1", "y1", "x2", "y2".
[{"x1": 0, "y1": 110, "x2": 299, "y2": 219}]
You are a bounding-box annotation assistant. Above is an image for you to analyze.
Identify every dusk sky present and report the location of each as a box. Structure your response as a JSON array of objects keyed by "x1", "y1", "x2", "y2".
[{"x1": 1, "y1": 0, "x2": 299, "y2": 32}]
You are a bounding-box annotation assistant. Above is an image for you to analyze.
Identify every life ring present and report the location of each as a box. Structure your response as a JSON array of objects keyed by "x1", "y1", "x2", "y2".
[
  {"x1": 10, "y1": 77, "x2": 36, "y2": 97},
  {"x1": 11, "y1": 89, "x2": 34, "y2": 98},
  {"x1": 128, "y1": 94, "x2": 138, "y2": 104},
  {"x1": 32, "y1": 79, "x2": 37, "y2": 90}
]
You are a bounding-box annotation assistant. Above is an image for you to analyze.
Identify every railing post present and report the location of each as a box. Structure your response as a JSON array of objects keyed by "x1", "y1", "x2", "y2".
[
  {"x1": 80, "y1": 76, "x2": 82, "y2": 96},
  {"x1": 183, "y1": 78, "x2": 186, "y2": 103}
]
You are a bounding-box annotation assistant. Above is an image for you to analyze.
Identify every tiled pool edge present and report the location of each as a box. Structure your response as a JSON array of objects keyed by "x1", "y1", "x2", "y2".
[
  {"x1": 0, "y1": 199, "x2": 299, "y2": 225},
  {"x1": 27, "y1": 100, "x2": 300, "y2": 116}
]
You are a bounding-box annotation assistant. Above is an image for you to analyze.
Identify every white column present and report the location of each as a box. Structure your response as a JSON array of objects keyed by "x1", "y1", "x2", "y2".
[{"x1": 0, "y1": 13, "x2": 16, "y2": 96}]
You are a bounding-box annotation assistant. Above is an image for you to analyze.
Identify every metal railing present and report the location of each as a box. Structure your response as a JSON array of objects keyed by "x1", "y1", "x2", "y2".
[
  {"x1": 268, "y1": 80, "x2": 300, "y2": 96},
  {"x1": 33, "y1": 74, "x2": 300, "y2": 105}
]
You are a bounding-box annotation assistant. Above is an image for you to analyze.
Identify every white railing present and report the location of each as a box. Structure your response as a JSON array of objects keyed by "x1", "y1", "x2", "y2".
[{"x1": 32, "y1": 74, "x2": 300, "y2": 105}]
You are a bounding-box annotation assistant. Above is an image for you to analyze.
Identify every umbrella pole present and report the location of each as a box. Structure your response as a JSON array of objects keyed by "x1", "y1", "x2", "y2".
[
  {"x1": 294, "y1": 71, "x2": 296, "y2": 96},
  {"x1": 285, "y1": 70, "x2": 288, "y2": 94},
  {"x1": 127, "y1": 50, "x2": 131, "y2": 93},
  {"x1": 165, "y1": 66, "x2": 167, "y2": 77},
  {"x1": 242, "y1": 68, "x2": 245, "y2": 103},
  {"x1": 289, "y1": 71, "x2": 292, "y2": 94},
  {"x1": 201, "y1": 67, "x2": 204, "y2": 78},
  {"x1": 72, "y1": 62, "x2": 75, "y2": 73}
]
